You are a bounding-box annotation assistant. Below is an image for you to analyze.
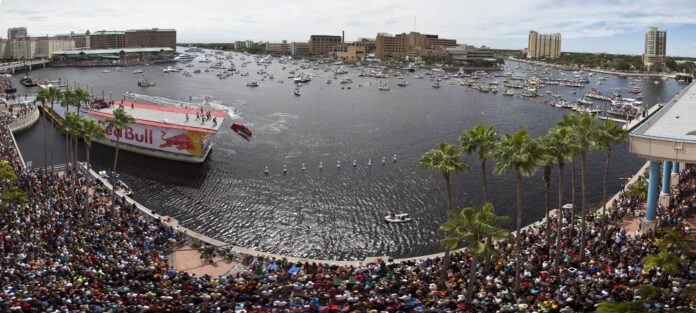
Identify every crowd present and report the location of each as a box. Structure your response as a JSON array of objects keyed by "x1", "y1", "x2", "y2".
[{"x1": 0, "y1": 113, "x2": 694, "y2": 312}]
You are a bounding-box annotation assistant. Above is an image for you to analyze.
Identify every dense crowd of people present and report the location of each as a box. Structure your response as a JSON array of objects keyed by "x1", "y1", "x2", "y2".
[{"x1": 0, "y1": 114, "x2": 694, "y2": 312}]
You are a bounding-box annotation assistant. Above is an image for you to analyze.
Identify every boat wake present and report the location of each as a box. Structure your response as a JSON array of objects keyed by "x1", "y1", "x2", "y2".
[{"x1": 263, "y1": 112, "x2": 299, "y2": 133}]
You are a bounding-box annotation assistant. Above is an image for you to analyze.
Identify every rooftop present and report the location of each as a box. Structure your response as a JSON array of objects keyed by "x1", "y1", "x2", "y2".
[
  {"x1": 86, "y1": 101, "x2": 226, "y2": 134},
  {"x1": 125, "y1": 28, "x2": 176, "y2": 32},
  {"x1": 52, "y1": 47, "x2": 174, "y2": 55}
]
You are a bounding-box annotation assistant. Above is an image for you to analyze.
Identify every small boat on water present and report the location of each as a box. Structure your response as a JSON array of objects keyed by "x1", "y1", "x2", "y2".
[
  {"x1": 385, "y1": 213, "x2": 412, "y2": 223},
  {"x1": 293, "y1": 88, "x2": 301, "y2": 96},
  {"x1": 246, "y1": 82, "x2": 259, "y2": 87},
  {"x1": 231, "y1": 123, "x2": 252, "y2": 141},
  {"x1": 397, "y1": 80, "x2": 409, "y2": 87},
  {"x1": 19, "y1": 75, "x2": 38, "y2": 87},
  {"x1": 133, "y1": 69, "x2": 144, "y2": 74},
  {"x1": 137, "y1": 76, "x2": 155, "y2": 87}
]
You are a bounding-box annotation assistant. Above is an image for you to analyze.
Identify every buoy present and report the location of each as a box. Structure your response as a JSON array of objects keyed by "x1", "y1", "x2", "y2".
[
  {"x1": 382, "y1": 156, "x2": 386, "y2": 165},
  {"x1": 393, "y1": 154, "x2": 397, "y2": 163},
  {"x1": 283, "y1": 165, "x2": 287, "y2": 175},
  {"x1": 368, "y1": 159, "x2": 372, "y2": 166},
  {"x1": 353, "y1": 160, "x2": 357, "y2": 167},
  {"x1": 319, "y1": 162, "x2": 323, "y2": 170},
  {"x1": 337, "y1": 161, "x2": 341, "y2": 169},
  {"x1": 264, "y1": 166, "x2": 269, "y2": 175},
  {"x1": 301, "y1": 163, "x2": 306, "y2": 172}
]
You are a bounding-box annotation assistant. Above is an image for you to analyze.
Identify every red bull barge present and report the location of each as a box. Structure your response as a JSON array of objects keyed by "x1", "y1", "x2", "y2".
[{"x1": 48, "y1": 100, "x2": 226, "y2": 163}]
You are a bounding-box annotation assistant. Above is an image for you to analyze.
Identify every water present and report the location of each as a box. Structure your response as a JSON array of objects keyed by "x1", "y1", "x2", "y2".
[{"x1": 11, "y1": 56, "x2": 683, "y2": 260}]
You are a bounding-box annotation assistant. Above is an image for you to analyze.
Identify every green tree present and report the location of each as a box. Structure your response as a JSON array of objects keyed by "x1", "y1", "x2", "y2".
[
  {"x1": 627, "y1": 180, "x2": 647, "y2": 201},
  {"x1": 73, "y1": 87, "x2": 91, "y2": 115},
  {"x1": 105, "y1": 108, "x2": 135, "y2": 208},
  {"x1": 595, "y1": 301, "x2": 648, "y2": 313},
  {"x1": 494, "y1": 127, "x2": 541, "y2": 293},
  {"x1": 418, "y1": 142, "x2": 470, "y2": 289},
  {"x1": 80, "y1": 119, "x2": 106, "y2": 214},
  {"x1": 35, "y1": 88, "x2": 50, "y2": 169},
  {"x1": 459, "y1": 124, "x2": 498, "y2": 203},
  {"x1": 441, "y1": 203, "x2": 509, "y2": 305},
  {"x1": 596, "y1": 119, "x2": 628, "y2": 221},
  {"x1": 643, "y1": 250, "x2": 681, "y2": 274},
  {"x1": 62, "y1": 112, "x2": 82, "y2": 185}
]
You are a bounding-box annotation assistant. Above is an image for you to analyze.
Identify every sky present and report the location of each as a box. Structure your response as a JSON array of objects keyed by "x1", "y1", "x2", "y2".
[{"x1": 1, "y1": 0, "x2": 696, "y2": 57}]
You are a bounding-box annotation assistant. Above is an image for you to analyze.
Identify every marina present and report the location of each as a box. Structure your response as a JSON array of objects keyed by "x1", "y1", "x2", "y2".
[{"x1": 9, "y1": 49, "x2": 683, "y2": 259}]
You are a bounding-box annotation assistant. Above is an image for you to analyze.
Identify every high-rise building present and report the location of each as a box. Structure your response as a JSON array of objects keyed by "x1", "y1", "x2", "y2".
[
  {"x1": 527, "y1": 30, "x2": 561, "y2": 59},
  {"x1": 643, "y1": 27, "x2": 667, "y2": 69},
  {"x1": 309, "y1": 35, "x2": 342, "y2": 56},
  {"x1": 375, "y1": 32, "x2": 456, "y2": 60},
  {"x1": 89, "y1": 31, "x2": 126, "y2": 49},
  {"x1": 125, "y1": 28, "x2": 177, "y2": 50},
  {"x1": 7, "y1": 27, "x2": 27, "y2": 39}
]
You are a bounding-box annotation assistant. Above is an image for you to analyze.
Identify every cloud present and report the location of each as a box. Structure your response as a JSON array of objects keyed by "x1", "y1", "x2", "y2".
[{"x1": 1, "y1": 0, "x2": 695, "y2": 55}]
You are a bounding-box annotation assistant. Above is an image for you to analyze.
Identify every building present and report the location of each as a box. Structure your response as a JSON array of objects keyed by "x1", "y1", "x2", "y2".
[
  {"x1": 125, "y1": 28, "x2": 177, "y2": 50},
  {"x1": 233, "y1": 40, "x2": 255, "y2": 50},
  {"x1": 265, "y1": 40, "x2": 291, "y2": 55},
  {"x1": 446, "y1": 45, "x2": 495, "y2": 63},
  {"x1": 90, "y1": 31, "x2": 125, "y2": 49},
  {"x1": 291, "y1": 42, "x2": 310, "y2": 56},
  {"x1": 336, "y1": 45, "x2": 367, "y2": 61},
  {"x1": 643, "y1": 27, "x2": 667, "y2": 69},
  {"x1": 7, "y1": 27, "x2": 27, "y2": 39},
  {"x1": 55, "y1": 31, "x2": 91, "y2": 49},
  {"x1": 527, "y1": 30, "x2": 561, "y2": 59},
  {"x1": 309, "y1": 35, "x2": 342, "y2": 56},
  {"x1": 0, "y1": 36, "x2": 76, "y2": 60},
  {"x1": 51, "y1": 47, "x2": 174, "y2": 66},
  {"x1": 375, "y1": 32, "x2": 456, "y2": 60}
]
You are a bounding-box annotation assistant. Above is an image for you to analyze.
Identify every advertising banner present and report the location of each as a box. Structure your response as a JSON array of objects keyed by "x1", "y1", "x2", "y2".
[{"x1": 87, "y1": 113, "x2": 206, "y2": 157}]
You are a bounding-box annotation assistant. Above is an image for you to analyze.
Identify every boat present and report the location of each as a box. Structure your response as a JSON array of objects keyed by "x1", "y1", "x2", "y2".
[
  {"x1": 503, "y1": 89, "x2": 514, "y2": 96},
  {"x1": 98, "y1": 170, "x2": 133, "y2": 197},
  {"x1": 293, "y1": 88, "x2": 301, "y2": 96},
  {"x1": 385, "y1": 213, "x2": 412, "y2": 223},
  {"x1": 19, "y1": 75, "x2": 38, "y2": 87},
  {"x1": 137, "y1": 76, "x2": 156, "y2": 87},
  {"x1": 628, "y1": 87, "x2": 641, "y2": 94},
  {"x1": 172, "y1": 54, "x2": 195, "y2": 62},
  {"x1": 432, "y1": 81, "x2": 441, "y2": 89},
  {"x1": 184, "y1": 47, "x2": 203, "y2": 53},
  {"x1": 246, "y1": 82, "x2": 259, "y2": 87},
  {"x1": 133, "y1": 69, "x2": 144, "y2": 74},
  {"x1": 378, "y1": 83, "x2": 390, "y2": 91},
  {"x1": 102, "y1": 69, "x2": 112, "y2": 73},
  {"x1": 231, "y1": 123, "x2": 252, "y2": 141},
  {"x1": 339, "y1": 78, "x2": 353, "y2": 84},
  {"x1": 162, "y1": 66, "x2": 177, "y2": 73},
  {"x1": 397, "y1": 80, "x2": 409, "y2": 87}
]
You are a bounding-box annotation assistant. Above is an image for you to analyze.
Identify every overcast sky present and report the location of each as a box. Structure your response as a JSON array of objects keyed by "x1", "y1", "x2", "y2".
[{"x1": 1, "y1": 0, "x2": 695, "y2": 56}]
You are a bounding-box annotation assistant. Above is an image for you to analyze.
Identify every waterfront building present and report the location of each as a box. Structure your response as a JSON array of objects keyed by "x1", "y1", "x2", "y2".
[
  {"x1": 643, "y1": 27, "x2": 667, "y2": 69},
  {"x1": 90, "y1": 31, "x2": 126, "y2": 49},
  {"x1": 335, "y1": 45, "x2": 367, "y2": 61},
  {"x1": 125, "y1": 28, "x2": 177, "y2": 50},
  {"x1": 0, "y1": 39, "x2": 8, "y2": 60},
  {"x1": 233, "y1": 40, "x2": 255, "y2": 50},
  {"x1": 0, "y1": 36, "x2": 76, "y2": 60},
  {"x1": 446, "y1": 45, "x2": 495, "y2": 63},
  {"x1": 55, "y1": 30, "x2": 91, "y2": 49},
  {"x1": 309, "y1": 35, "x2": 342, "y2": 56},
  {"x1": 7, "y1": 27, "x2": 27, "y2": 39},
  {"x1": 527, "y1": 30, "x2": 561, "y2": 59},
  {"x1": 375, "y1": 31, "x2": 456, "y2": 60},
  {"x1": 265, "y1": 40, "x2": 291, "y2": 55},
  {"x1": 51, "y1": 47, "x2": 174, "y2": 66},
  {"x1": 290, "y1": 42, "x2": 310, "y2": 56}
]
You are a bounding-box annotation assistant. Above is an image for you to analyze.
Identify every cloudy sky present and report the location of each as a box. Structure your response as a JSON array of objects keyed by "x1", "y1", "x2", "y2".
[{"x1": 1, "y1": 0, "x2": 696, "y2": 56}]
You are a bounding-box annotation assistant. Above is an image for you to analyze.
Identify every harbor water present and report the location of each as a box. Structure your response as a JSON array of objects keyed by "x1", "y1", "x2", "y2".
[{"x1": 11, "y1": 56, "x2": 684, "y2": 260}]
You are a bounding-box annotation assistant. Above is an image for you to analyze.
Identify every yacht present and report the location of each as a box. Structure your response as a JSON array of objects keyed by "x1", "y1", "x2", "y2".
[
  {"x1": 397, "y1": 80, "x2": 409, "y2": 87},
  {"x1": 133, "y1": 69, "x2": 144, "y2": 74},
  {"x1": 246, "y1": 82, "x2": 259, "y2": 87},
  {"x1": 293, "y1": 88, "x2": 301, "y2": 96},
  {"x1": 162, "y1": 66, "x2": 177, "y2": 73}
]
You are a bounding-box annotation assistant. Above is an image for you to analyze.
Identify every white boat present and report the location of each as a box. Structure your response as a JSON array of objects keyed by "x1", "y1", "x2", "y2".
[
  {"x1": 133, "y1": 69, "x2": 144, "y2": 74},
  {"x1": 398, "y1": 80, "x2": 409, "y2": 87},
  {"x1": 102, "y1": 69, "x2": 112, "y2": 73},
  {"x1": 385, "y1": 213, "x2": 412, "y2": 223},
  {"x1": 246, "y1": 82, "x2": 259, "y2": 87},
  {"x1": 293, "y1": 88, "x2": 301, "y2": 96},
  {"x1": 163, "y1": 66, "x2": 177, "y2": 73}
]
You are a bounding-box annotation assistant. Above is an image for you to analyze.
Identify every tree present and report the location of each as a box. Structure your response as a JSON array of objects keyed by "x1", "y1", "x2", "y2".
[
  {"x1": 35, "y1": 87, "x2": 50, "y2": 170},
  {"x1": 0, "y1": 161, "x2": 27, "y2": 209},
  {"x1": 80, "y1": 119, "x2": 106, "y2": 216},
  {"x1": 560, "y1": 113, "x2": 599, "y2": 262},
  {"x1": 418, "y1": 142, "x2": 470, "y2": 289},
  {"x1": 542, "y1": 127, "x2": 577, "y2": 269},
  {"x1": 643, "y1": 250, "x2": 681, "y2": 274},
  {"x1": 73, "y1": 87, "x2": 91, "y2": 115},
  {"x1": 596, "y1": 119, "x2": 628, "y2": 222},
  {"x1": 627, "y1": 180, "x2": 647, "y2": 201},
  {"x1": 595, "y1": 301, "x2": 648, "y2": 313},
  {"x1": 440, "y1": 203, "x2": 509, "y2": 305},
  {"x1": 459, "y1": 124, "x2": 498, "y2": 203},
  {"x1": 536, "y1": 135, "x2": 555, "y2": 244},
  {"x1": 62, "y1": 112, "x2": 82, "y2": 185},
  {"x1": 105, "y1": 108, "x2": 135, "y2": 208},
  {"x1": 493, "y1": 127, "x2": 541, "y2": 293}
]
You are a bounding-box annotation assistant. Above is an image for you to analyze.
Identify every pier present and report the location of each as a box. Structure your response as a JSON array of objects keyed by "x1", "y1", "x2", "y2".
[{"x1": 0, "y1": 59, "x2": 51, "y2": 74}]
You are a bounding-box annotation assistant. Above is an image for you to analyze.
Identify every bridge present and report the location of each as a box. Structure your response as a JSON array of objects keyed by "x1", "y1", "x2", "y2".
[{"x1": 0, "y1": 59, "x2": 51, "y2": 74}]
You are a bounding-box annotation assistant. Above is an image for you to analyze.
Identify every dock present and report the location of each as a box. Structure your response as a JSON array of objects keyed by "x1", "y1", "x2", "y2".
[{"x1": 597, "y1": 103, "x2": 663, "y2": 131}]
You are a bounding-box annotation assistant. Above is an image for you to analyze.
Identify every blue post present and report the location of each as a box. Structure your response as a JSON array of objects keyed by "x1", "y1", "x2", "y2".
[
  {"x1": 661, "y1": 161, "x2": 672, "y2": 194},
  {"x1": 646, "y1": 161, "x2": 660, "y2": 222},
  {"x1": 673, "y1": 162, "x2": 679, "y2": 173}
]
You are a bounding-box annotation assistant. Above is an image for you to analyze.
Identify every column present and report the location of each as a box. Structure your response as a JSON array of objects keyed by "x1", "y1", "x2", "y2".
[
  {"x1": 671, "y1": 161, "x2": 680, "y2": 188},
  {"x1": 644, "y1": 160, "x2": 660, "y2": 233},
  {"x1": 659, "y1": 160, "x2": 672, "y2": 207}
]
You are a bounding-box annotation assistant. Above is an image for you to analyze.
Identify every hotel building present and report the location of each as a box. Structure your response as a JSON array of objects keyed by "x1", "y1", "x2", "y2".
[
  {"x1": 527, "y1": 30, "x2": 561, "y2": 59},
  {"x1": 643, "y1": 27, "x2": 667, "y2": 69}
]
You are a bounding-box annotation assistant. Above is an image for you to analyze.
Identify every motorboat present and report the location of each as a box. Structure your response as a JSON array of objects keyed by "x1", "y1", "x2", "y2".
[
  {"x1": 162, "y1": 66, "x2": 177, "y2": 73},
  {"x1": 397, "y1": 80, "x2": 409, "y2": 87},
  {"x1": 19, "y1": 75, "x2": 38, "y2": 87},
  {"x1": 133, "y1": 69, "x2": 144, "y2": 74},
  {"x1": 246, "y1": 82, "x2": 259, "y2": 87},
  {"x1": 231, "y1": 123, "x2": 252, "y2": 141},
  {"x1": 293, "y1": 88, "x2": 301, "y2": 96},
  {"x1": 385, "y1": 213, "x2": 412, "y2": 223},
  {"x1": 432, "y1": 81, "x2": 441, "y2": 89},
  {"x1": 137, "y1": 76, "x2": 155, "y2": 87},
  {"x1": 102, "y1": 69, "x2": 112, "y2": 73}
]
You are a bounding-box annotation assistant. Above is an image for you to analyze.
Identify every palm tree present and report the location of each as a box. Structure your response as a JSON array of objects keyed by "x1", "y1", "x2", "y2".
[
  {"x1": 105, "y1": 107, "x2": 135, "y2": 208},
  {"x1": 73, "y1": 87, "x2": 91, "y2": 115},
  {"x1": 596, "y1": 119, "x2": 628, "y2": 222},
  {"x1": 642, "y1": 250, "x2": 681, "y2": 274},
  {"x1": 561, "y1": 113, "x2": 598, "y2": 262},
  {"x1": 441, "y1": 203, "x2": 509, "y2": 305},
  {"x1": 543, "y1": 127, "x2": 577, "y2": 269},
  {"x1": 62, "y1": 87, "x2": 75, "y2": 114},
  {"x1": 62, "y1": 113, "x2": 82, "y2": 185},
  {"x1": 493, "y1": 127, "x2": 541, "y2": 293},
  {"x1": 536, "y1": 135, "x2": 555, "y2": 244},
  {"x1": 459, "y1": 124, "x2": 498, "y2": 203},
  {"x1": 627, "y1": 180, "x2": 648, "y2": 201},
  {"x1": 418, "y1": 142, "x2": 469, "y2": 289},
  {"x1": 80, "y1": 119, "x2": 106, "y2": 214}
]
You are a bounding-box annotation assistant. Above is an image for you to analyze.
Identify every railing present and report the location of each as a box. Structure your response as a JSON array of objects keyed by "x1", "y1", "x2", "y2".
[{"x1": 8, "y1": 108, "x2": 40, "y2": 133}]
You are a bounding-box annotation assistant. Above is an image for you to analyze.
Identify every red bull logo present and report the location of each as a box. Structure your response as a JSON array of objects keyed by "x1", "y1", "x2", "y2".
[{"x1": 160, "y1": 130, "x2": 194, "y2": 150}]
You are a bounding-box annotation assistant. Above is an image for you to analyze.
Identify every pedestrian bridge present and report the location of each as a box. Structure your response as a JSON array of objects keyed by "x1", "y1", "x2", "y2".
[{"x1": 0, "y1": 59, "x2": 50, "y2": 74}]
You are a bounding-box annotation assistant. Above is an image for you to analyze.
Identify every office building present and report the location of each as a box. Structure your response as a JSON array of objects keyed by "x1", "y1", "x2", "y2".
[
  {"x1": 309, "y1": 35, "x2": 342, "y2": 56},
  {"x1": 335, "y1": 45, "x2": 367, "y2": 61},
  {"x1": 125, "y1": 28, "x2": 177, "y2": 50},
  {"x1": 90, "y1": 31, "x2": 126, "y2": 49},
  {"x1": 643, "y1": 27, "x2": 667, "y2": 69},
  {"x1": 7, "y1": 27, "x2": 27, "y2": 39},
  {"x1": 527, "y1": 30, "x2": 561, "y2": 59},
  {"x1": 446, "y1": 45, "x2": 495, "y2": 62},
  {"x1": 291, "y1": 42, "x2": 310, "y2": 56},
  {"x1": 265, "y1": 40, "x2": 291, "y2": 55},
  {"x1": 55, "y1": 30, "x2": 91, "y2": 49},
  {"x1": 375, "y1": 31, "x2": 457, "y2": 60}
]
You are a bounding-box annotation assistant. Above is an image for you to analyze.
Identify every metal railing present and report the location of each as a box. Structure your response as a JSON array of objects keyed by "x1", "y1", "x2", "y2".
[{"x1": 8, "y1": 108, "x2": 40, "y2": 132}]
